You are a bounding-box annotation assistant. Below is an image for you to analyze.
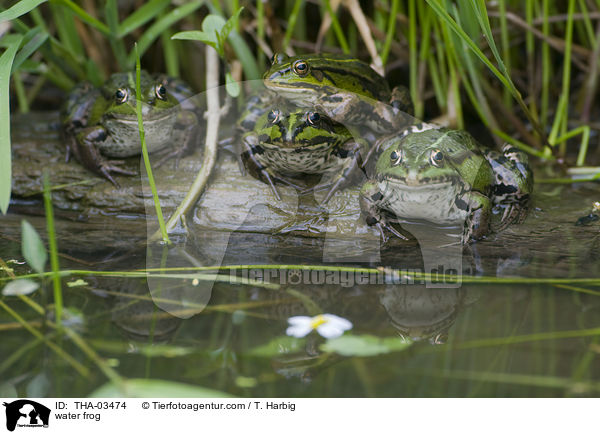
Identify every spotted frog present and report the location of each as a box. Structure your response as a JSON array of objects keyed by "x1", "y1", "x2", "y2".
[
  {"x1": 62, "y1": 71, "x2": 198, "y2": 186},
  {"x1": 263, "y1": 53, "x2": 414, "y2": 134},
  {"x1": 360, "y1": 126, "x2": 534, "y2": 242},
  {"x1": 241, "y1": 104, "x2": 368, "y2": 202}
]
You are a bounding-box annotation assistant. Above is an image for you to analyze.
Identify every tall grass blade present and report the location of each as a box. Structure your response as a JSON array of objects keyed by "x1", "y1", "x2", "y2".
[
  {"x1": 118, "y1": 0, "x2": 170, "y2": 37},
  {"x1": 0, "y1": 35, "x2": 23, "y2": 215},
  {"x1": 42, "y1": 171, "x2": 62, "y2": 326},
  {"x1": 134, "y1": 44, "x2": 170, "y2": 245}
]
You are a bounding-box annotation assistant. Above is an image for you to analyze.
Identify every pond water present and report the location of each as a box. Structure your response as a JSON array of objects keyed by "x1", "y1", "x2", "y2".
[{"x1": 1, "y1": 114, "x2": 600, "y2": 398}]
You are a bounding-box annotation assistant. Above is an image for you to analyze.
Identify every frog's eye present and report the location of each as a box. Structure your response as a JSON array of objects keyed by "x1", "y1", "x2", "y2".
[
  {"x1": 271, "y1": 53, "x2": 288, "y2": 65},
  {"x1": 390, "y1": 149, "x2": 402, "y2": 166},
  {"x1": 292, "y1": 60, "x2": 309, "y2": 76},
  {"x1": 155, "y1": 84, "x2": 167, "y2": 100},
  {"x1": 115, "y1": 88, "x2": 128, "y2": 104},
  {"x1": 307, "y1": 112, "x2": 321, "y2": 125},
  {"x1": 430, "y1": 149, "x2": 444, "y2": 167},
  {"x1": 267, "y1": 110, "x2": 281, "y2": 124}
]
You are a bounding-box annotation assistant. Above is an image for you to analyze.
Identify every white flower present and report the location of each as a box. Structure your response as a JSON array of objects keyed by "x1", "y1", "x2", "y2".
[{"x1": 286, "y1": 314, "x2": 353, "y2": 339}]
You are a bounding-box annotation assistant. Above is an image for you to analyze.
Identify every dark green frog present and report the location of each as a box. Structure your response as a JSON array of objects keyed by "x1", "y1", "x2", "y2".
[{"x1": 62, "y1": 71, "x2": 198, "y2": 186}]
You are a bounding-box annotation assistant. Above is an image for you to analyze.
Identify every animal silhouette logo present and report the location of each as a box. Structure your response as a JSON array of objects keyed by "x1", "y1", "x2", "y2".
[{"x1": 3, "y1": 400, "x2": 50, "y2": 432}]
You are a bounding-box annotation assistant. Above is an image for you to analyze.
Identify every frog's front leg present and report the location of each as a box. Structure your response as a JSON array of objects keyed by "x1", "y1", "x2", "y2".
[
  {"x1": 240, "y1": 134, "x2": 303, "y2": 201},
  {"x1": 360, "y1": 181, "x2": 408, "y2": 242},
  {"x1": 318, "y1": 140, "x2": 367, "y2": 203},
  {"x1": 460, "y1": 190, "x2": 492, "y2": 242},
  {"x1": 73, "y1": 126, "x2": 137, "y2": 187}
]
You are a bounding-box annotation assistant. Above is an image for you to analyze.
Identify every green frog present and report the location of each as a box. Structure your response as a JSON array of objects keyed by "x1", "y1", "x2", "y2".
[
  {"x1": 241, "y1": 105, "x2": 368, "y2": 202},
  {"x1": 62, "y1": 71, "x2": 198, "y2": 186},
  {"x1": 263, "y1": 53, "x2": 414, "y2": 134},
  {"x1": 360, "y1": 126, "x2": 533, "y2": 243}
]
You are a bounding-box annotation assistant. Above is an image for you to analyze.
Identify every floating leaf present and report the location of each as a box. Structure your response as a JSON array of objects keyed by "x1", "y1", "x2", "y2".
[
  {"x1": 246, "y1": 336, "x2": 306, "y2": 358},
  {"x1": 320, "y1": 334, "x2": 412, "y2": 357},
  {"x1": 21, "y1": 220, "x2": 47, "y2": 273},
  {"x1": 2, "y1": 278, "x2": 39, "y2": 296},
  {"x1": 90, "y1": 379, "x2": 233, "y2": 398}
]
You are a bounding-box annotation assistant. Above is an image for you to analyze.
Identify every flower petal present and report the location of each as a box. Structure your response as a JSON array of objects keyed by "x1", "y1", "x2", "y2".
[
  {"x1": 286, "y1": 323, "x2": 313, "y2": 338},
  {"x1": 316, "y1": 322, "x2": 346, "y2": 339},
  {"x1": 322, "y1": 314, "x2": 353, "y2": 331},
  {"x1": 287, "y1": 316, "x2": 311, "y2": 326}
]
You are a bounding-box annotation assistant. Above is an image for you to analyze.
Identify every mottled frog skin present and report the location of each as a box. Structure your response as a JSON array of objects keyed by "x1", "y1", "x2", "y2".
[
  {"x1": 263, "y1": 53, "x2": 414, "y2": 134},
  {"x1": 62, "y1": 71, "x2": 198, "y2": 186},
  {"x1": 241, "y1": 104, "x2": 368, "y2": 202},
  {"x1": 360, "y1": 125, "x2": 533, "y2": 243}
]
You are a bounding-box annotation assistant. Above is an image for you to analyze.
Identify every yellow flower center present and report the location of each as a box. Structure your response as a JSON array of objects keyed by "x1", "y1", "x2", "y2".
[{"x1": 310, "y1": 315, "x2": 328, "y2": 329}]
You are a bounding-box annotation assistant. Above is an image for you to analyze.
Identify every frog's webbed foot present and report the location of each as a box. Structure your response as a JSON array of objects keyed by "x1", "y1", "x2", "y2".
[
  {"x1": 360, "y1": 181, "x2": 408, "y2": 241},
  {"x1": 98, "y1": 161, "x2": 137, "y2": 188}
]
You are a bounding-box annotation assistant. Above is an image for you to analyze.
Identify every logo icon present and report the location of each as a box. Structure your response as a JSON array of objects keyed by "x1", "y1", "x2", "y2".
[{"x1": 3, "y1": 400, "x2": 50, "y2": 432}]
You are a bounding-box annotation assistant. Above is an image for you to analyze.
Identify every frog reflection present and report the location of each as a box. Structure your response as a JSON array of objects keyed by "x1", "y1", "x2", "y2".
[{"x1": 379, "y1": 284, "x2": 479, "y2": 344}]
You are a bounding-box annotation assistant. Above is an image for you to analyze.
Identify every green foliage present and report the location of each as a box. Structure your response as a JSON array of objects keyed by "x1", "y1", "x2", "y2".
[{"x1": 21, "y1": 220, "x2": 47, "y2": 273}]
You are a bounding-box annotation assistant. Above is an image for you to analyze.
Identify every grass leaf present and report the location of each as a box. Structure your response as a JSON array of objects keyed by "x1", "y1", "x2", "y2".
[
  {"x1": 21, "y1": 220, "x2": 47, "y2": 273},
  {"x1": 0, "y1": 0, "x2": 47, "y2": 23},
  {"x1": 0, "y1": 35, "x2": 24, "y2": 214}
]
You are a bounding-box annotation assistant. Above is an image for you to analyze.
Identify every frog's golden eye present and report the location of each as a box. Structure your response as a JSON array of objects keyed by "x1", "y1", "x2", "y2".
[
  {"x1": 430, "y1": 149, "x2": 444, "y2": 167},
  {"x1": 307, "y1": 112, "x2": 321, "y2": 126},
  {"x1": 292, "y1": 60, "x2": 309, "y2": 76},
  {"x1": 155, "y1": 84, "x2": 167, "y2": 100},
  {"x1": 115, "y1": 88, "x2": 128, "y2": 104},
  {"x1": 267, "y1": 110, "x2": 281, "y2": 124},
  {"x1": 390, "y1": 149, "x2": 402, "y2": 166}
]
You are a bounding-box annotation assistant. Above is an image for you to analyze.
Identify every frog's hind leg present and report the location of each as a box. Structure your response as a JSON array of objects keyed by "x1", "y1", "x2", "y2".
[
  {"x1": 360, "y1": 181, "x2": 408, "y2": 242},
  {"x1": 74, "y1": 127, "x2": 137, "y2": 187}
]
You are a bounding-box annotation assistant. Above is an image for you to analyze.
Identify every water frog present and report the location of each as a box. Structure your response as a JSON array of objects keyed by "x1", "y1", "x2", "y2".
[
  {"x1": 62, "y1": 71, "x2": 198, "y2": 186},
  {"x1": 360, "y1": 127, "x2": 533, "y2": 243},
  {"x1": 241, "y1": 105, "x2": 368, "y2": 202},
  {"x1": 263, "y1": 53, "x2": 414, "y2": 134}
]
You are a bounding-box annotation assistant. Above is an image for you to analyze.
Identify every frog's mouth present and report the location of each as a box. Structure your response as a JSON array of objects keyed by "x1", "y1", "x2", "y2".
[
  {"x1": 107, "y1": 112, "x2": 177, "y2": 124},
  {"x1": 379, "y1": 174, "x2": 460, "y2": 189}
]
